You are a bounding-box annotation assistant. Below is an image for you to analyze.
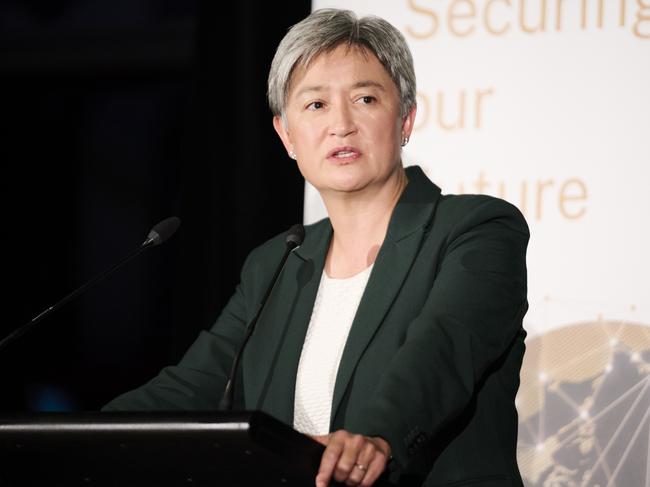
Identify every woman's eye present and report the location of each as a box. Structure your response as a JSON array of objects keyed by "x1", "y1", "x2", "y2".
[
  {"x1": 307, "y1": 101, "x2": 324, "y2": 110},
  {"x1": 358, "y1": 96, "x2": 375, "y2": 104}
]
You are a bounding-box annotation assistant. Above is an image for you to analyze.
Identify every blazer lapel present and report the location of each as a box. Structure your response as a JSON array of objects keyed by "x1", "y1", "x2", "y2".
[
  {"x1": 330, "y1": 167, "x2": 441, "y2": 423},
  {"x1": 242, "y1": 221, "x2": 332, "y2": 424}
]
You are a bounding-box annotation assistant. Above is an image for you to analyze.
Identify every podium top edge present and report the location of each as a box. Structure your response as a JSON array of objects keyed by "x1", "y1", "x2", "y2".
[{"x1": 0, "y1": 410, "x2": 275, "y2": 428}]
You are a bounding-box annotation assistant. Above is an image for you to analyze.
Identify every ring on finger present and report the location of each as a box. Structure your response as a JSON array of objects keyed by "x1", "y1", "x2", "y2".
[{"x1": 355, "y1": 463, "x2": 367, "y2": 472}]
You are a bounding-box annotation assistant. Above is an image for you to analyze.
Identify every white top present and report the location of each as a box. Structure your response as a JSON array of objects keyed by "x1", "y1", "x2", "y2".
[{"x1": 293, "y1": 265, "x2": 373, "y2": 435}]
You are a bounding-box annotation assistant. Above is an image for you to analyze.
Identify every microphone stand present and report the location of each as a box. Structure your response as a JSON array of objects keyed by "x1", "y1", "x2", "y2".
[
  {"x1": 0, "y1": 247, "x2": 148, "y2": 352},
  {"x1": 219, "y1": 224, "x2": 304, "y2": 411},
  {"x1": 0, "y1": 217, "x2": 180, "y2": 352}
]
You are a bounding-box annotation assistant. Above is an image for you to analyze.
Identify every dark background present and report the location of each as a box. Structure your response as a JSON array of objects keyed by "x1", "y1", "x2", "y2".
[{"x1": 1, "y1": 0, "x2": 311, "y2": 412}]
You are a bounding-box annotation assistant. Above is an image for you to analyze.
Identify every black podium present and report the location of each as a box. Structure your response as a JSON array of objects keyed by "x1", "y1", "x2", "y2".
[{"x1": 0, "y1": 411, "x2": 394, "y2": 486}]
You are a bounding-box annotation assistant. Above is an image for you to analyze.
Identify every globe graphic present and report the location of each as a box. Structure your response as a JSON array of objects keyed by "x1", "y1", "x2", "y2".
[{"x1": 516, "y1": 320, "x2": 650, "y2": 486}]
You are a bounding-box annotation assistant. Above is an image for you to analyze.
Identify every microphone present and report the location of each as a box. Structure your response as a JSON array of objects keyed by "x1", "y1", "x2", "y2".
[
  {"x1": 142, "y1": 216, "x2": 181, "y2": 247},
  {"x1": 219, "y1": 223, "x2": 305, "y2": 411},
  {"x1": 0, "y1": 216, "x2": 181, "y2": 352}
]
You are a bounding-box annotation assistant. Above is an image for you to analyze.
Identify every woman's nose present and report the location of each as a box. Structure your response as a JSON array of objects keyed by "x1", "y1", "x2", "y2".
[{"x1": 328, "y1": 103, "x2": 357, "y2": 138}]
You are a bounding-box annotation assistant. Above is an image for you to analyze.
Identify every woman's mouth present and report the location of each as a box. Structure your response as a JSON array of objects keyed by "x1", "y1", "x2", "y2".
[{"x1": 327, "y1": 147, "x2": 361, "y2": 163}]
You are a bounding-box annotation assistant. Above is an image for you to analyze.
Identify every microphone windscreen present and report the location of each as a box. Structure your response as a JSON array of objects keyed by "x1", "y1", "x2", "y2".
[
  {"x1": 285, "y1": 223, "x2": 305, "y2": 249},
  {"x1": 147, "y1": 216, "x2": 181, "y2": 246}
]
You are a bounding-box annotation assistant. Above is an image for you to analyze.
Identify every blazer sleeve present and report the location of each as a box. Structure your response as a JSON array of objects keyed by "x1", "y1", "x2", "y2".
[
  {"x1": 102, "y1": 255, "x2": 255, "y2": 411},
  {"x1": 350, "y1": 197, "x2": 529, "y2": 471}
]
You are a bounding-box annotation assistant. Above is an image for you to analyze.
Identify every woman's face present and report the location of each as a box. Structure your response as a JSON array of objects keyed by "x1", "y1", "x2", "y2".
[{"x1": 274, "y1": 44, "x2": 415, "y2": 198}]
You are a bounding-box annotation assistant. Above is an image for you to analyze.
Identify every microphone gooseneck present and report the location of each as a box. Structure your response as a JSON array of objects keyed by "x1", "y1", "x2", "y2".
[
  {"x1": 219, "y1": 223, "x2": 305, "y2": 411},
  {"x1": 0, "y1": 217, "x2": 181, "y2": 352}
]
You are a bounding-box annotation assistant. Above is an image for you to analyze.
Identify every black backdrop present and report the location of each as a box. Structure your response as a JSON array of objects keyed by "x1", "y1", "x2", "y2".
[{"x1": 1, "y1": 0, "x2": 311, "y2": 411}]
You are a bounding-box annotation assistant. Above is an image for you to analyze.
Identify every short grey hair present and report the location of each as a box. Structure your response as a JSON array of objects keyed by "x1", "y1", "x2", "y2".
[{"x1": 267, "y1": 9, "x2": 416, "y2": 120}]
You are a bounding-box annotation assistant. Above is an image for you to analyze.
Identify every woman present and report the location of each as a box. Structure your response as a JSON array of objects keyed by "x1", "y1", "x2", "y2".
[{"x1": 105, "y1": 9, "x2": 529, "y2": 487}]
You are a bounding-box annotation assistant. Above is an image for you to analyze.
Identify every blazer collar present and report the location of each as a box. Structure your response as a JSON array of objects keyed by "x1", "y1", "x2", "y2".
[{"x1": 386, "y1": 165, "x2": 441, "y2": 242}]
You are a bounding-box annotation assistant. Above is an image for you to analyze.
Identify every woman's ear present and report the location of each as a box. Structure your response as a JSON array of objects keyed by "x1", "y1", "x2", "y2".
[
  {"x1": 273, "y1": 116, "x2": 294, "y2": 157},
  {"x1": 401, "y1": 105, "x2": 417, "y2": 142}
]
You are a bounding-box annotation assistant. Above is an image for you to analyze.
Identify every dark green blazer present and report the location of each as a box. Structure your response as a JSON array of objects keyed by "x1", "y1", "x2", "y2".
[{"x1": 104, "y1": 166, "x2": 529, "y2": 487}]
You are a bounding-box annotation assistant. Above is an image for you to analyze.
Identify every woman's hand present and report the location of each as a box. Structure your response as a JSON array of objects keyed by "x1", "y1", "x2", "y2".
[{"x1": 311, "y1": 430, "x2": 391, "y2": 487}]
